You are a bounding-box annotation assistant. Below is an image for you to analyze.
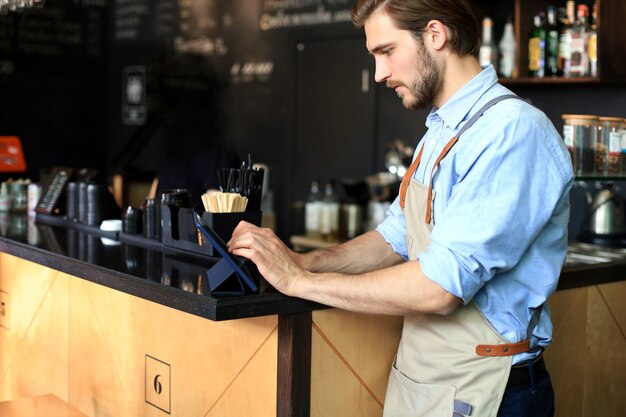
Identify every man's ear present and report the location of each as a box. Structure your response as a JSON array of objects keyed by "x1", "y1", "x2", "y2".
[{"x1": 423, "y1": 20, "x2": 448, "y2": 51}]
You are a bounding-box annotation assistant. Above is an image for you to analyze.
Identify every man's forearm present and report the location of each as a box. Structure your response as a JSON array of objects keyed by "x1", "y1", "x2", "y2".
[
  {"x1": 297, "y1": 230, "x2": 404, "y2": 274},
  {"x1": 289, "y1": 260, "x2": 461, "y2": 316}
]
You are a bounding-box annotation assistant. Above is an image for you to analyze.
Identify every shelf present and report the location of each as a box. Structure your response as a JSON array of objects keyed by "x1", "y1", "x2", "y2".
[
  {"x1": 574, "y1": 175, "x2": 626, "y2": 182},
  {"x1": 501, "y1": 76, "x2": 603, "y2": 86}
]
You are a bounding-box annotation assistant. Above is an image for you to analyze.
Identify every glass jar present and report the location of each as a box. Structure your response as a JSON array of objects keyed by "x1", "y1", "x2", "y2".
[
  {"x1": 562, "y1": 114, "x2": 598, "y2": 175},
  {"x1": 597, "y1": 116, "x2": 624, "y2": 175},
  {"x1": 9, "y1": 181, "x2": 27, "y2": 212}
]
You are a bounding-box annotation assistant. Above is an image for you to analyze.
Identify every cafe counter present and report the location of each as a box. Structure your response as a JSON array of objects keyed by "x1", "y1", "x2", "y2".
[{"x1": 0, "y1": 214, "x2": 625, "y2": 417}]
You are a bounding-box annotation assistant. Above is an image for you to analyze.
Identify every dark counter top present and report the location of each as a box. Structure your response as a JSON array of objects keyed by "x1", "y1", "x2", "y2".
[
  {"x1": 0, "y1": 213, "x2": 324, "y2": 321},
  {"x1": 0, "y1": 214, "x2": 624, "y2": 322}
]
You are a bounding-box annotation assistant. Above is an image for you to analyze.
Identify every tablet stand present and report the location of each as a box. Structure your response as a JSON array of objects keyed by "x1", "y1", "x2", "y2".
[{"x1": 193, "y1": 213, "x2": 259, "y2": 295}]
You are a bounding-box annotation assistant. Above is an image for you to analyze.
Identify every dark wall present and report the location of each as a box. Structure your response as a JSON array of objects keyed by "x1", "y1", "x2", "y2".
[{"x1": 0, "y1": 0, "x2": 107, "y2": 182}]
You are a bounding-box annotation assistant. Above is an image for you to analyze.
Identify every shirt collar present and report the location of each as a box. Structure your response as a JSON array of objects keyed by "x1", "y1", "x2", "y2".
[{"x1": 426, "y1": 65, "x2": 498, "y2": 131}]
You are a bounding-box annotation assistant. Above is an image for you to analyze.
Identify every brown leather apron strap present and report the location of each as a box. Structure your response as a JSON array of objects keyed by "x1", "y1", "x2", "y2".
[
  {"x1": 475, "y1": 340, "x2": 530, "y2": 357},
  {"x1": 399, "y1": 145, "x2": 424, "y2": 209},
  {"x1": 425, "y1": 136, "x2": 458, "y2": 223},
  {"x1": 475, "y1": 305, "x2": 544, "y2": 357}
]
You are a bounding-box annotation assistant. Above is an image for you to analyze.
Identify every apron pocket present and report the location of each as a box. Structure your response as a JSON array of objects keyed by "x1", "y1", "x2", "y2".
[{"x1": 383, "y1": 365, "x2": 456, "y2": 417}]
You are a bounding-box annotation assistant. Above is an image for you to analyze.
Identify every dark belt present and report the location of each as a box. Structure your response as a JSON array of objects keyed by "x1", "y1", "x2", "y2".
[{"x1": 507, "y1": 355, "x2": 548, "y2": 388}]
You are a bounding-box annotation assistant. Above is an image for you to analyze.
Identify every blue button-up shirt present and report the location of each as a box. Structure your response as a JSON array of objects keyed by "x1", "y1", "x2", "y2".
[{"x1": 377, "y1": 66, "x2": 574, "y2": 363}]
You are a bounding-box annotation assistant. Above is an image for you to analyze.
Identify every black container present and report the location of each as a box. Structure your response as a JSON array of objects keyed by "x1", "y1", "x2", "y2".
[
  {"x1": 77, "y1": 182, "x2": 89, "y2": 223},
  {"x1": 161, "y1": 206, "x2": 261, "y2": 257},
  {"x1": 143, "y1": 198, "x2": 158, "y2": 240},
  {"x1": 122, "y1": 206, "x2": 143, "y2": 235},
  {"x1": 86, "y1": 183, "x2": 105, "y2": 226},
  {"x1": 66, "y1": 182, "x2": 78, "y2": 221},
  {"x1": 160, "y1": 189, "x2": 192, "y2": 240}
]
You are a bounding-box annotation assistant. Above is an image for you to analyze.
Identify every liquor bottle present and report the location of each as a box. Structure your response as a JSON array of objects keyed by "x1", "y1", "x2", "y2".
[
  {"x1": 570, "y1": 4, "x2": 590, "y2": 77},
  {"x1": 559, "y1": 1, "x2": 575, "y2": 77},
  {"x1": 498, "y1": 16, "x2": 516, "y2": 78},
  {"x1": 588, "y1": 3, "x2": 598, "y2": 77},
  {"x1": 555, "y1": 7, "x2": 567, "y2": 75},
  {"x1": 305, "y1": 178, "x2": 322, "y2": 237},
  {"x1": 545, "y1": 5, "x2": 559, "y2": 76},
  {"x1": 319, "y1": 180, "x2": 339, "y2": 241},
  {"x1": 479, "y1": 16, "x2": 497, "y2": 68},
  {"x1": 528, "y1": 12, "x2": 546, "y2": 77}
]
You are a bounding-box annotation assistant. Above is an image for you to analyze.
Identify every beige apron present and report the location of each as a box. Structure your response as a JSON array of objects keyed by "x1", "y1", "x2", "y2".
[{"x1": 383, "y1": 95, "x2": 536, "y2": 417}]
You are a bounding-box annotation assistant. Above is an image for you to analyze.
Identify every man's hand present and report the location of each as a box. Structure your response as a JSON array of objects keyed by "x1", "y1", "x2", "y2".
[{"x1": 227, "y1": 221, "x2": 307, "y2": 296}]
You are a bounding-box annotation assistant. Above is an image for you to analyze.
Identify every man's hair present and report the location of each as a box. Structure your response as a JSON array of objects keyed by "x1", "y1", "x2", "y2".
[{"x1": 351, "y1": 0, "x2": 480, "y2": 57}]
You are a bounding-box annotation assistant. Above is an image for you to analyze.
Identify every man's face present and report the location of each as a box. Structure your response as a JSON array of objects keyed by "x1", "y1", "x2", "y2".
[{"x1": 364, "y1": 8, "x2": 441, "y2": 110}]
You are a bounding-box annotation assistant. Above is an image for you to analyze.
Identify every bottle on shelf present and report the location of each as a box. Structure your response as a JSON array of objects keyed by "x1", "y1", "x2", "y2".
[
  {"x1": 528, "y1": 11, "x2": 546, "y2": 77},
  {"x1": 498, "y1": 16, "x2": 516, "y2": 78},
  {"x1": 558, "y1": 0, "x2": 575, "y2": 77},
  {"x1": 479, "y1": 16, "x2": 498, "y2": 68},
  {"x1": 545, "y1": 5, "x2": 559, "y2": 76},
  {"x1": 570, "y1": 4, "x2": 590, "y2": 77},
  {"x1": 555, "y1": 6, "x2": 567, "y2": 76},
  {"x1": 588, "y1": 3, "x2": 598, "y2": 78},
  {"x1": 319, "y1": 180, "x2": 339, "y2": 241},
  {"x1": 305, "y1": 178, "x2": 322, "y2": 237},
  {"x1": 0, "y1": 182, "x2": 9, "y2": 212}
]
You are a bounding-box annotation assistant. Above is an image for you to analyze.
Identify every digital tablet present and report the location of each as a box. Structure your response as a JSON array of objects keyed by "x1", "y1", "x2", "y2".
[{"x1": 193, "y1": 213, "x2": 259, "y2": 293}]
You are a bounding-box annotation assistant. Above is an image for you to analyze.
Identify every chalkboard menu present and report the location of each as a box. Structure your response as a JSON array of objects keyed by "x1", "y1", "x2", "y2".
[
  {"x1": 0, "y1": 0, "x2": 105, "y2": 70},
  {"x1": 260, "y1": 0, "x2": 353, "y2": 30}
]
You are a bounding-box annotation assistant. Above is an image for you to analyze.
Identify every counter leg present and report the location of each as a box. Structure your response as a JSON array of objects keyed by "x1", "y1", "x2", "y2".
[{"x1": 277, "y1": 312, "x2": 312, "y2": 417}]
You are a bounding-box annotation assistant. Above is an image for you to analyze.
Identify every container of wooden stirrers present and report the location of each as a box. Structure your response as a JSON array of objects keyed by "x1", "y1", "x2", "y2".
[
  {"x1": 201, "y1": 191, "x2": 248, "y2": 214},
  {"x1": 197, "y1": 191, "x2": 262, "y2": 254}
]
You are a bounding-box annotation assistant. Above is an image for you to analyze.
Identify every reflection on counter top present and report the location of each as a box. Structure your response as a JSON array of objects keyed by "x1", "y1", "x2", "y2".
[
  {"x1": 0, "y1": 213, "x2": 324, "y2": 321},
  {"x1": 566, "y1": 242, "x2": 626, "y2": 265}
]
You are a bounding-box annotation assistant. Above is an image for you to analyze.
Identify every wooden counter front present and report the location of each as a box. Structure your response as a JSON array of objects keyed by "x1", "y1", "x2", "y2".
[{"x1": 0, "y1": 252, "x2": 278, "y2": 417}]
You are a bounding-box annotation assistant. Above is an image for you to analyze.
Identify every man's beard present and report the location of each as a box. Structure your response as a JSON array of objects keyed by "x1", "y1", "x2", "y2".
[{"x1": 389, "y1": 43, "x2": 441, "y2": 110}]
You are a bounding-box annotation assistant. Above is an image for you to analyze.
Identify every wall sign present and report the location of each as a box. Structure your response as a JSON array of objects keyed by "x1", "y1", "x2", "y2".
[{"x1": 122, "y1": 66, "x2": 147, "y2": 125}]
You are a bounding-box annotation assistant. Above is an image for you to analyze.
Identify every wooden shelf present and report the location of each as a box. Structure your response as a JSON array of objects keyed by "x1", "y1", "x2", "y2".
[{"x1": 501, "y1": 76, "x2": 603, "y2": 85}]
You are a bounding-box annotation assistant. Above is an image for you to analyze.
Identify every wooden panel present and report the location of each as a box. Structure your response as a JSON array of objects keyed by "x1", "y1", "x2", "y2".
[
  {"x1": 310, "y1": 310, "x2": 403, "y2": 417},
  {"x1": 584, "y1": 284, "x2": 626, "y2": 417},
  {"x1": 69, "y1": 278, "x2": 278, "y2": 417},
  {"x1": 310, "y1": 326, "x2": 383, "y2": 417},
  {"x1": 545, "y1": 287, "x2": 588, "y2": 417},
  {"x1": 0, "y1": 394, "x2": 88, "y2": 417},
  {"x1": 0, "y1": 253, "x2": 279, "y2": 417},
  {"x1": 0, "y1": 253, "x2": 70, "y2": 403},
  {"x1": 546, "y1": 280, "x2": 626, "y2": 417}
]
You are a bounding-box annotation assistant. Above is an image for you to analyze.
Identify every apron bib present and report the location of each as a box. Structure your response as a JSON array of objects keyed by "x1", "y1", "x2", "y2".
[{"x1": 383, "y1": 95, "x2": 531, "y2": 417}]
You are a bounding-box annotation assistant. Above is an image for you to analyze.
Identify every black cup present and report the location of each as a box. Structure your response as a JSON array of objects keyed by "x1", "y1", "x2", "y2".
[
  {"x1": 66, "y1": 182, "x2": 78, "y2": 221},
  {"x1": 122, "y1": 206, "x2": 143, "y2": 235},
  {"x1": 143, "y1": 198, "x2": 158, "y2": 239},
  {"x1": 86, "y1": 183, "x2": 105, "y2": 226}
]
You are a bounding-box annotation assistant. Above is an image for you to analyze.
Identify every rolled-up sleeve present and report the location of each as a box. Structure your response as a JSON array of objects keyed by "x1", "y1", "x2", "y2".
[{"x1": 375, "y1": 197, "x2": 409, "y2": 260}]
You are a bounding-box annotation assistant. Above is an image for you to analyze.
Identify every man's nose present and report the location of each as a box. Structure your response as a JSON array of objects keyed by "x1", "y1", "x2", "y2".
[{"x1": 374, "y1": 58, "x2": 391, "y2": 83}]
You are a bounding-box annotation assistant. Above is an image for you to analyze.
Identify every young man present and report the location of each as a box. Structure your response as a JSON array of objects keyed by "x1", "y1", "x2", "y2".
[{"x1": 228, "y1": 1, "x2": 573, "y2": 415}]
